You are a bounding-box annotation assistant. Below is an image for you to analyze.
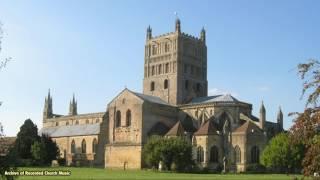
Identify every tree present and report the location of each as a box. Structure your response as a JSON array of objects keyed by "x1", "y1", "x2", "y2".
[
  {"x1": 289, "y1": 59, "x2": 320, "y2": 176},
  {"x1": 143, "y1": 135, "x2": 163, "y2": 168},
  {"x1": 39, "y1": 134, "x2": 59, "y2": 165},
  {"x1": 14, "y1": 119, "x2": 40, "y2": 159},
  {"x1": 31, "y1": 141, "x2": 46, "y2": 164},
  {"x1": 261, "y1": 133, "x2": 304, "y2": 173},
  {"x1": 0, "y1": 21, "x2": 11, "y2": 72},
  {"x1": 0, "y1": 122, "x2": 3, "y2": 137},
  {"x1": 0, "y1": 21, "x2": 16, "y2": 180},
  {"x1": 143, "y1": 136, "x2": 194, "y2": 171}
]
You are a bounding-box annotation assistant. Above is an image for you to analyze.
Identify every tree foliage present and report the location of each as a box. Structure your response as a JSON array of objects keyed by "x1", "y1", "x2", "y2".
[
  {"x1": 31, "y1": 141, "x2": 46, "y2": 163},
  {"x1": 143, "y1": 136, "x2": 194, "y2": 171},
  {"x1": 39, "y1": 134, "x2": 60, "y2": 165},
  {"x1": 261, "y1": 133, "x2": 304, "y2": 173},
  {"x1": 289, "y1": 59, "x2": 320, "y2": 176},
  {"x1": 14, "y1": 119, "x2": 40, "y2": 159}
]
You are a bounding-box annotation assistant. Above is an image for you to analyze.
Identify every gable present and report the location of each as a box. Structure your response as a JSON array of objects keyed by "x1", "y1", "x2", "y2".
[{"x1": 108, "y1": 88, "x2": 144, "y2": 107}]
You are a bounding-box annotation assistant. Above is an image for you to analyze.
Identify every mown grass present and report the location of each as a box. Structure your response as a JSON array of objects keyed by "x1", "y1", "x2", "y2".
[{"x1": 13, "y1": 167, "x2": 304, "y2": 180}]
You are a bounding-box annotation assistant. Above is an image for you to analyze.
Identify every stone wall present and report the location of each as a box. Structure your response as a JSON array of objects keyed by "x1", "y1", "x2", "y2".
[{"x1": 105, "y1": 144, "x2": 142, "y2": 169}]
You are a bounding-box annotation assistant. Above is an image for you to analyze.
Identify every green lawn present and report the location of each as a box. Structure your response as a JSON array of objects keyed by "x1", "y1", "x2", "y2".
[{"x1": 12, "y1": 167, "x2": 303, "y2": 180}]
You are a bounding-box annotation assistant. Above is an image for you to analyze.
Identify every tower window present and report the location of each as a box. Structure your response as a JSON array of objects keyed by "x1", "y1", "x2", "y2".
[
  {"x1": 196, "y1": 83, "x2": 201, "y2": 92},
  {"x1": 184, "y1": 64, "x2": 188, "y2": 73},
  {"x1": 191, "y1": 65, "x2": 194, "y2": 75},
  {"x1": 165, "y1": 43, "x2": 170, "y2": 52},
  {"x1": 150, "y1": 81, "x2": 155, "y2": 91},
  {"x1": 151, "y1": 66, "x2": 155, "y2": 76},
  {"x1": 185, "y1": 80, "x2": 189, "y2": 90},
  {"x1": 152, "y1": 45, "x2": 157, "y2": 55},
  {"x1": 164, "y1": 79, "x2": 168, "y2": 89},
  {"x1": 116, "y1": 110, "x2": 121, "y2": 127},
  {"x1": 165, "y1": 63, "x2": 169, "y2": 73},
  {"x1": 158, "y1": 64, "x2": 162, "y2": 74}
]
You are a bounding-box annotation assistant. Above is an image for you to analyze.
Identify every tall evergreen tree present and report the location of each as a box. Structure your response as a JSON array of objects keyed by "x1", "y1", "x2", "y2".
[{"x1": 14, "y1": 119, "x2": 40, "y2": 159}]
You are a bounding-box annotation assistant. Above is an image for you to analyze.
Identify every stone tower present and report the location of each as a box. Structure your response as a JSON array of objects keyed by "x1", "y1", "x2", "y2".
[
  {"x1": 43, "y1": 89, "x2": 53, "y2": 120},
  {"x1": 143, "y1": 19, "x2": 208, "y2": 105},
  {"x1": 69, "y1": 94, "x2": 77, "y2": 116}
]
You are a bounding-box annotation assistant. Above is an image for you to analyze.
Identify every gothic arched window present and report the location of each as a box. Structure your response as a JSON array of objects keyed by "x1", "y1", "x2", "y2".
[
  {"x1": 164, "y1": 79, "x2": 168, "y2": 89},
  {"x1": 185, "y1": 80, "x2": 189, "y2": 90},
  {"x1": 210, "y1": 146, "x2": 219, "y2": 162},
  {"x1": 158, "y1": 64, "x2": 162, "y2": 74},
  {"x1": 165, "y1": 43, "x2": 170, "y2": 53},
  {"x1": 116, "y1": 110, "x2": 121, "y2": 127},
  {"x1": 235, "y1": 145, "x2": 241, "y2": 163},
  {"x1": 196, "y1": 83, "x2": 201, "y2": 92},
  {"x1": 92, "y1": 138, "x2": 98, "y2": 153},
  {"x1": 152, "y1": 45, "x2": 157, "y2": 55},
  {"x1": 197, "y1": 146, "x2": 204, "y2": 163},
  {"x1": 165, "y1": 63, "x2": 169, "y2": 73},
  {"x1": 251, "y1": 146, "x2": 260, "y2": 163},
  {"x1": 71, "y1": 140, "x2": 76, "y2": 154},
  {"x1": 81, "y1": 139, "x2": 86, "y2": 153},
  {"x1": 126, "y1": 109, "x2": 131, "y2": 127},
  {"x1": 150, "y1": 81, "x2": 155, "y2": 91},
  {"x1": 151, "y1": 66, "x2": 155, "y2": 76}
]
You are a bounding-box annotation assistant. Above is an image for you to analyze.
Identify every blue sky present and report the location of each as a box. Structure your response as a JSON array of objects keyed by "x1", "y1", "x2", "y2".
[{"x1": 0, "y1": 0, "x2": 319, "y2": 136}]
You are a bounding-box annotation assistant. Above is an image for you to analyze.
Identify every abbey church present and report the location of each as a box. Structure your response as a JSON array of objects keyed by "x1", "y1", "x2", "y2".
[{"x1": 40, "y1": 19, "x2": 284, "y2": 172}]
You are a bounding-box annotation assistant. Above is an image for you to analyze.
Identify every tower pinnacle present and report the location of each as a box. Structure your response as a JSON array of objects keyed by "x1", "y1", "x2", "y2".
[
  {"x1": 69, "y1": 93, "x2": 77, "y2": 116},
  {"x1": 175, "y1": 18, "x2": 181, "y2": 33}
]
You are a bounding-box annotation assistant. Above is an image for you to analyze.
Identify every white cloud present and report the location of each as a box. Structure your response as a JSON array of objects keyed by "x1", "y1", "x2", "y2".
[{"x1": 208, "y1": 88, "x2": 239, "y2": 97}]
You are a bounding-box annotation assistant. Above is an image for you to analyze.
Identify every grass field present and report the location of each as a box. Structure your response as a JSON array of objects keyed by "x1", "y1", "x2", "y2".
[{"x1": 12, "y1": 167, "x2": 303, "y2": 180}]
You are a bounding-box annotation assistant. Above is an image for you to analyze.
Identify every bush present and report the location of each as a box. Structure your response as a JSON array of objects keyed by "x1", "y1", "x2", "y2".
[
  {"x1": 17, "y1": 159, "x2": 35, "y2": 167},
  {"x1": 246, "y1": 164, "x2": 266, "y2": 174},
  {"x1": 57, "y1": 158, "x2": 66, "y2": 166},
  {"x1": 143, "y1": 136, "x2": 194, "y2": 172}
]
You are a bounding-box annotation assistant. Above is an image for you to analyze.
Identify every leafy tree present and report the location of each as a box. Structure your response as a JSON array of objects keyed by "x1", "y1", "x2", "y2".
[
  {"x1": 0, "y1": 22, "x2": 16, "y2": 180},
  {"x1": 39, "y1": 134, "x2": 59, "y2": 165},
  {"x1": 14, "y1": 119, "x2": 40, "y2": 159},
  {"x1": 31, "y1": 141, "x2": 46, "y2": 164},
  {"x1": 302, "y1": 135, "x2": 320, "y2": 176},
  {"x1": 261, "y1": 133, "x2": 304, "y2": 173},
  {"x1": 143, "y1": 135, "x2": 163, "y2": 168},
  {"x1": 289, "y1": 59, "x2": 320, "y2": 176},
  {"x1": 143, "y1": 136, "x2": 193, "y2": 171}
]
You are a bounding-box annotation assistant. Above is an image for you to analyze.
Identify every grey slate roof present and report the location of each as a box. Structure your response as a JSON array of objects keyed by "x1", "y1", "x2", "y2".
[
  {"x1": 189, "y1": 94, "x2": 239, "y2": 104},
  {"x1": 130, "y1": 91, "x2": 170, "y2": 106},
  {"x1": 39, "y1": 123, "x2": 100, "y2": 137}
]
